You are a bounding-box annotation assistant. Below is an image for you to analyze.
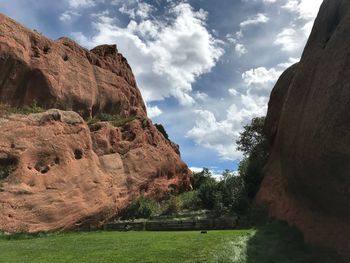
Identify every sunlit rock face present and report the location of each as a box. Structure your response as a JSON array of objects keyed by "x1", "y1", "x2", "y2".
[
  {"x1": 0, "y1": 14, "x2": 146, "y2": 119},
  {"x1": 258, "y1": 0, "x2": 350, "y2": 255},
  {"x1": 0, "y1": 14, "x2": 191, "y2": 232}
]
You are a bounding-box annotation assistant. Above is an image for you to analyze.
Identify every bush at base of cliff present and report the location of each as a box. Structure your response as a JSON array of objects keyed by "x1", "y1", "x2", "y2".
[
  {"x1": 178, "y1": 191, "x2": 202, "y2": 211},
  {"x1": 123, "y1": 195, "x2": 160, "y2": 219},
  {"x1": 162, "y1": 195, "x2": 183, "y2": 215}
]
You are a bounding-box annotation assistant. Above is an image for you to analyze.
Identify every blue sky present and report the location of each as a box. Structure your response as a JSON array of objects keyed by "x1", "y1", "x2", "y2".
[{"x1": 0, "y1": 0, "x2": 323, "y2": 176}]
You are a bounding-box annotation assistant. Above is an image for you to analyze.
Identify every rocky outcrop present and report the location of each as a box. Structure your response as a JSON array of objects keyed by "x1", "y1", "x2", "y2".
[
  {"x1": 0, "y1": 14, "x2": 191, "y2": 232},
  {"x1": 258, "y1": 0, "x2": 350, "y2": 256},
  {"x1": 0, "y1": 14, "x2": 146, "y2": 118}
]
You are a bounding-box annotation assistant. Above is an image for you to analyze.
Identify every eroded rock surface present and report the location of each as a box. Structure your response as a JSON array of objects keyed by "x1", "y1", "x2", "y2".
[
  {"x1": 0, "y1": 14, "x2": 191, "y2": 232},
  {"x1": 0, "y1": 14, "x2": 146, "y2": 118},
  {"x1": 0, "y1": 110, "x2": 190, "y2": 232},
  {"x1": 258, "y1": 0, "x2": 350, "y2": 255}
]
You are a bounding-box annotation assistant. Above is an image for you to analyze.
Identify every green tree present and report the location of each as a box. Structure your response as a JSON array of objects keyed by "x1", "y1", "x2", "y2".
[
  {"x1": 198, "y1": 176, "x2": 219, "y2": 210},
  {"x1": 123, "y1": 195, "x2": 160, "y2": 219},
  {"x1": 217, "y1": 170, "x2": 248, "y2": 213},
  {"x1": 236, "y1": 117, "x2": 268, "y2": 200},
  {"x1": 236, "y1": 117, "x2": 267, "y2": 158},
  {"x1": 192, "y1": 168, "x2": 212, "y2": 190},
  {"x1": 162, "y1": 195, "x2": 183, "y2": 215}
]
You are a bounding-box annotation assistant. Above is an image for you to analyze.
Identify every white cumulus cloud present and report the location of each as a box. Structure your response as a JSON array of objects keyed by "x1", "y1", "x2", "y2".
[
  {"x1": 235, "y1": 43, "x2": 247, "y2": 56},
  {"x1": 282, "y1": 0, "x2": 323, "y2": 20},
  {"x1": 146, "y1": 105, "x2": 162, "y2": 118},
  {"x1": 119, "y1": 2, "x2": 154, "y2": 20},
  {"x1": 240, "y1": 13, "x2": 270, "y2": 28},
  {"x1": 274, "y1": 0, "x2": 323, "y2": 53},
  {"x1": 187, "y1": 91, "x2": 268, "y2": 161},
  {"x1": 60, "y1": 10, "x2": 81, "y2": 22},
  {"x1": 67, "y1": 0, "x2": 99, "y2": 8},
  {"x1": 73, "y1": 2, "x2": 224, "y2": 106},
  {"x1": 242, "y1": 67, "x2": 282, "y2": 90}
]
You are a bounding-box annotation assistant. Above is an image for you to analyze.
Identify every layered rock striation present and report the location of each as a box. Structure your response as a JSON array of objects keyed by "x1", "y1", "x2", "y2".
[
  {"x1": 0, "y1": 14, "x2": 191, "y2": 232},
  {"x1": 258, "y1": 0, "x2": 350, "y2": 256}
]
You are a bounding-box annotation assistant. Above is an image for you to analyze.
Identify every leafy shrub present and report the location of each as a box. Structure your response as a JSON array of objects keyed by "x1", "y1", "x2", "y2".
[
  {"x1": 22, "y1": 101, "x2": 45, "y2": 114},
  {"x1": 0, "y1": 101, "x2": 45, "y2": 116},
  {"x1": 123, "y1": 195, "x2": 160, "y2": 219},
  {"x1": 162, "y1": 195, "x2": 183, "y2": 215},
  {"x1": 178, "y1": 191, "x2": 202, "y2": 210},
  {"x1": 154, "y1": 124, "x2": 169, "y2": 140}
]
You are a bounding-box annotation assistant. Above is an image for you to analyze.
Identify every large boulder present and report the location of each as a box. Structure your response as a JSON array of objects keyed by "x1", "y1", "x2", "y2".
[
  {"x1": 258, "y1": 0, "x2": 350, "y2": 256},
  {"x1": 0, "y1": 14, "x2": 191, "y2": 232}
]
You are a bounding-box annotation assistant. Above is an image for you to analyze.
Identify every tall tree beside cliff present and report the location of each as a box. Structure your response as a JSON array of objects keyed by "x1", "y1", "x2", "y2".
[{"x1": 236, "y1": 117, "x2": 268, "y2": 200}]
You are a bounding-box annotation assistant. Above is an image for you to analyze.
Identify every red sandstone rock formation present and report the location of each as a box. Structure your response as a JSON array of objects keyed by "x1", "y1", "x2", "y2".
[
  {"x1": 257, "y1": 0, "x2": 350, "y2": 256},
  {"x1": 0, "y1": 14, "x2": 191, "y2": 232},
  {"x1": 0, "y1": 14, "x2": 146, "y2": 119}
]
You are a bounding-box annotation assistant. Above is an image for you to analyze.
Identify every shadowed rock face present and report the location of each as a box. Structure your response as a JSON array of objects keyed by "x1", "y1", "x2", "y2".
[
  {"x1": 0, "y1": 14, "x2": 146, "y2": 119},
  {"x1": 258, "y1": 0, "x2": 350, "y2": 256},
  {"x1": 0, "y1": 14, "x2": 191, "y2": 232}
]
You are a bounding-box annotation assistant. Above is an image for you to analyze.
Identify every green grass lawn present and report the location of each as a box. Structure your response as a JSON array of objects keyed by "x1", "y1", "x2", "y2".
[{"x1": 0, "y1": 221, "x2": 345, "y2": 263}]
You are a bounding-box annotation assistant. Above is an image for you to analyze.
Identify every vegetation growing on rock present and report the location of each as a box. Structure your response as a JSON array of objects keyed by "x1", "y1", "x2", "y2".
[
  {"x1": 87, "y1": 113, "x2": 137, "y2": 127},
  {"x1": 0, "y1": 101, "x2": 45, "y2": 116}
]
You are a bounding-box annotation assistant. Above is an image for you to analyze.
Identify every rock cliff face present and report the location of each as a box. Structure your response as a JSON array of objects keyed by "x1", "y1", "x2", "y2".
[
  {"x1": 0, "y1": 14, "x2": 146, "y2": 118},
  {"x1": 0, "y1": 14, "x2": 191, "y2": 232},
  {"x1": 258, "y1": 0, "x2": 350, "y2": 255}
]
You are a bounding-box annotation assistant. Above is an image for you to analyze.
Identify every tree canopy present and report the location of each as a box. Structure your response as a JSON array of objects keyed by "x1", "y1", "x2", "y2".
[{"x1": 236, "y1": 116, "x2": 268, "y2": 200}]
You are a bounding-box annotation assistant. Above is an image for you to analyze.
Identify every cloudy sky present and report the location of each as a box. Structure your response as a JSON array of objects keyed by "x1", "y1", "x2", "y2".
[{"x1": 0, "y1": 0, "x2": 323, "y2": 175}]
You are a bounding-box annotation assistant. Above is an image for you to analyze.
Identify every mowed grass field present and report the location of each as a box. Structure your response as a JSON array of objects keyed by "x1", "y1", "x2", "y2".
[{"x1": 0, "y1": 221, "x2": 345, "y2": 263}]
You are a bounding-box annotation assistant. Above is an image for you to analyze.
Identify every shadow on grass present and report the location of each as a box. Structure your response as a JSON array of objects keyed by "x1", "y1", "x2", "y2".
[
  {"x1": 246, "y1": 220, "x2": 346, "y2": 263},
  {"x1": 0, "y1": 231, "x2": 60, "y2": 241}
]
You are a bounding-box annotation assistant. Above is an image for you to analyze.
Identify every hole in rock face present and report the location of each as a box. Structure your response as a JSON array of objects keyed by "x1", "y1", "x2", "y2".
[
  {"x1": 34, "y1": 161, "x2": 50, "y2": 174},
  {"x1": 74, "y1": 149, "x2": 83, "y2": 160},
  {"x1": 54, "y1": 157, "x2": 60, "y2": 164},
  {"x1": 63, "y1": 54, "x2": 69, "y2": 61},
  {"x1": 0, "y1": 157, "x2": 18, "y2": 180},
  {"x1": 40, "y1": 166, "x2": 50, "y2": 174},
  {"x1": 43, "y1": 46, "x2": 50, "y2": 54}
]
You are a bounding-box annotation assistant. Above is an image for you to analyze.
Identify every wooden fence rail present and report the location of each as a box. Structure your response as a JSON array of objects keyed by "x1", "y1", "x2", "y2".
[{"x1": 103, "y1": 218, "x2": 237, "y2": 231}]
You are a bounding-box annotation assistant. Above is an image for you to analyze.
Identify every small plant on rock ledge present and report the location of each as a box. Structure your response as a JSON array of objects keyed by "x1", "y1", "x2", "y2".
[
  {"x1": 0, "y1": 101, "x2": 45, "y2": 116},
  {"x1": 88, "y1": 113, "x2": 136, "y2": 127}
]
